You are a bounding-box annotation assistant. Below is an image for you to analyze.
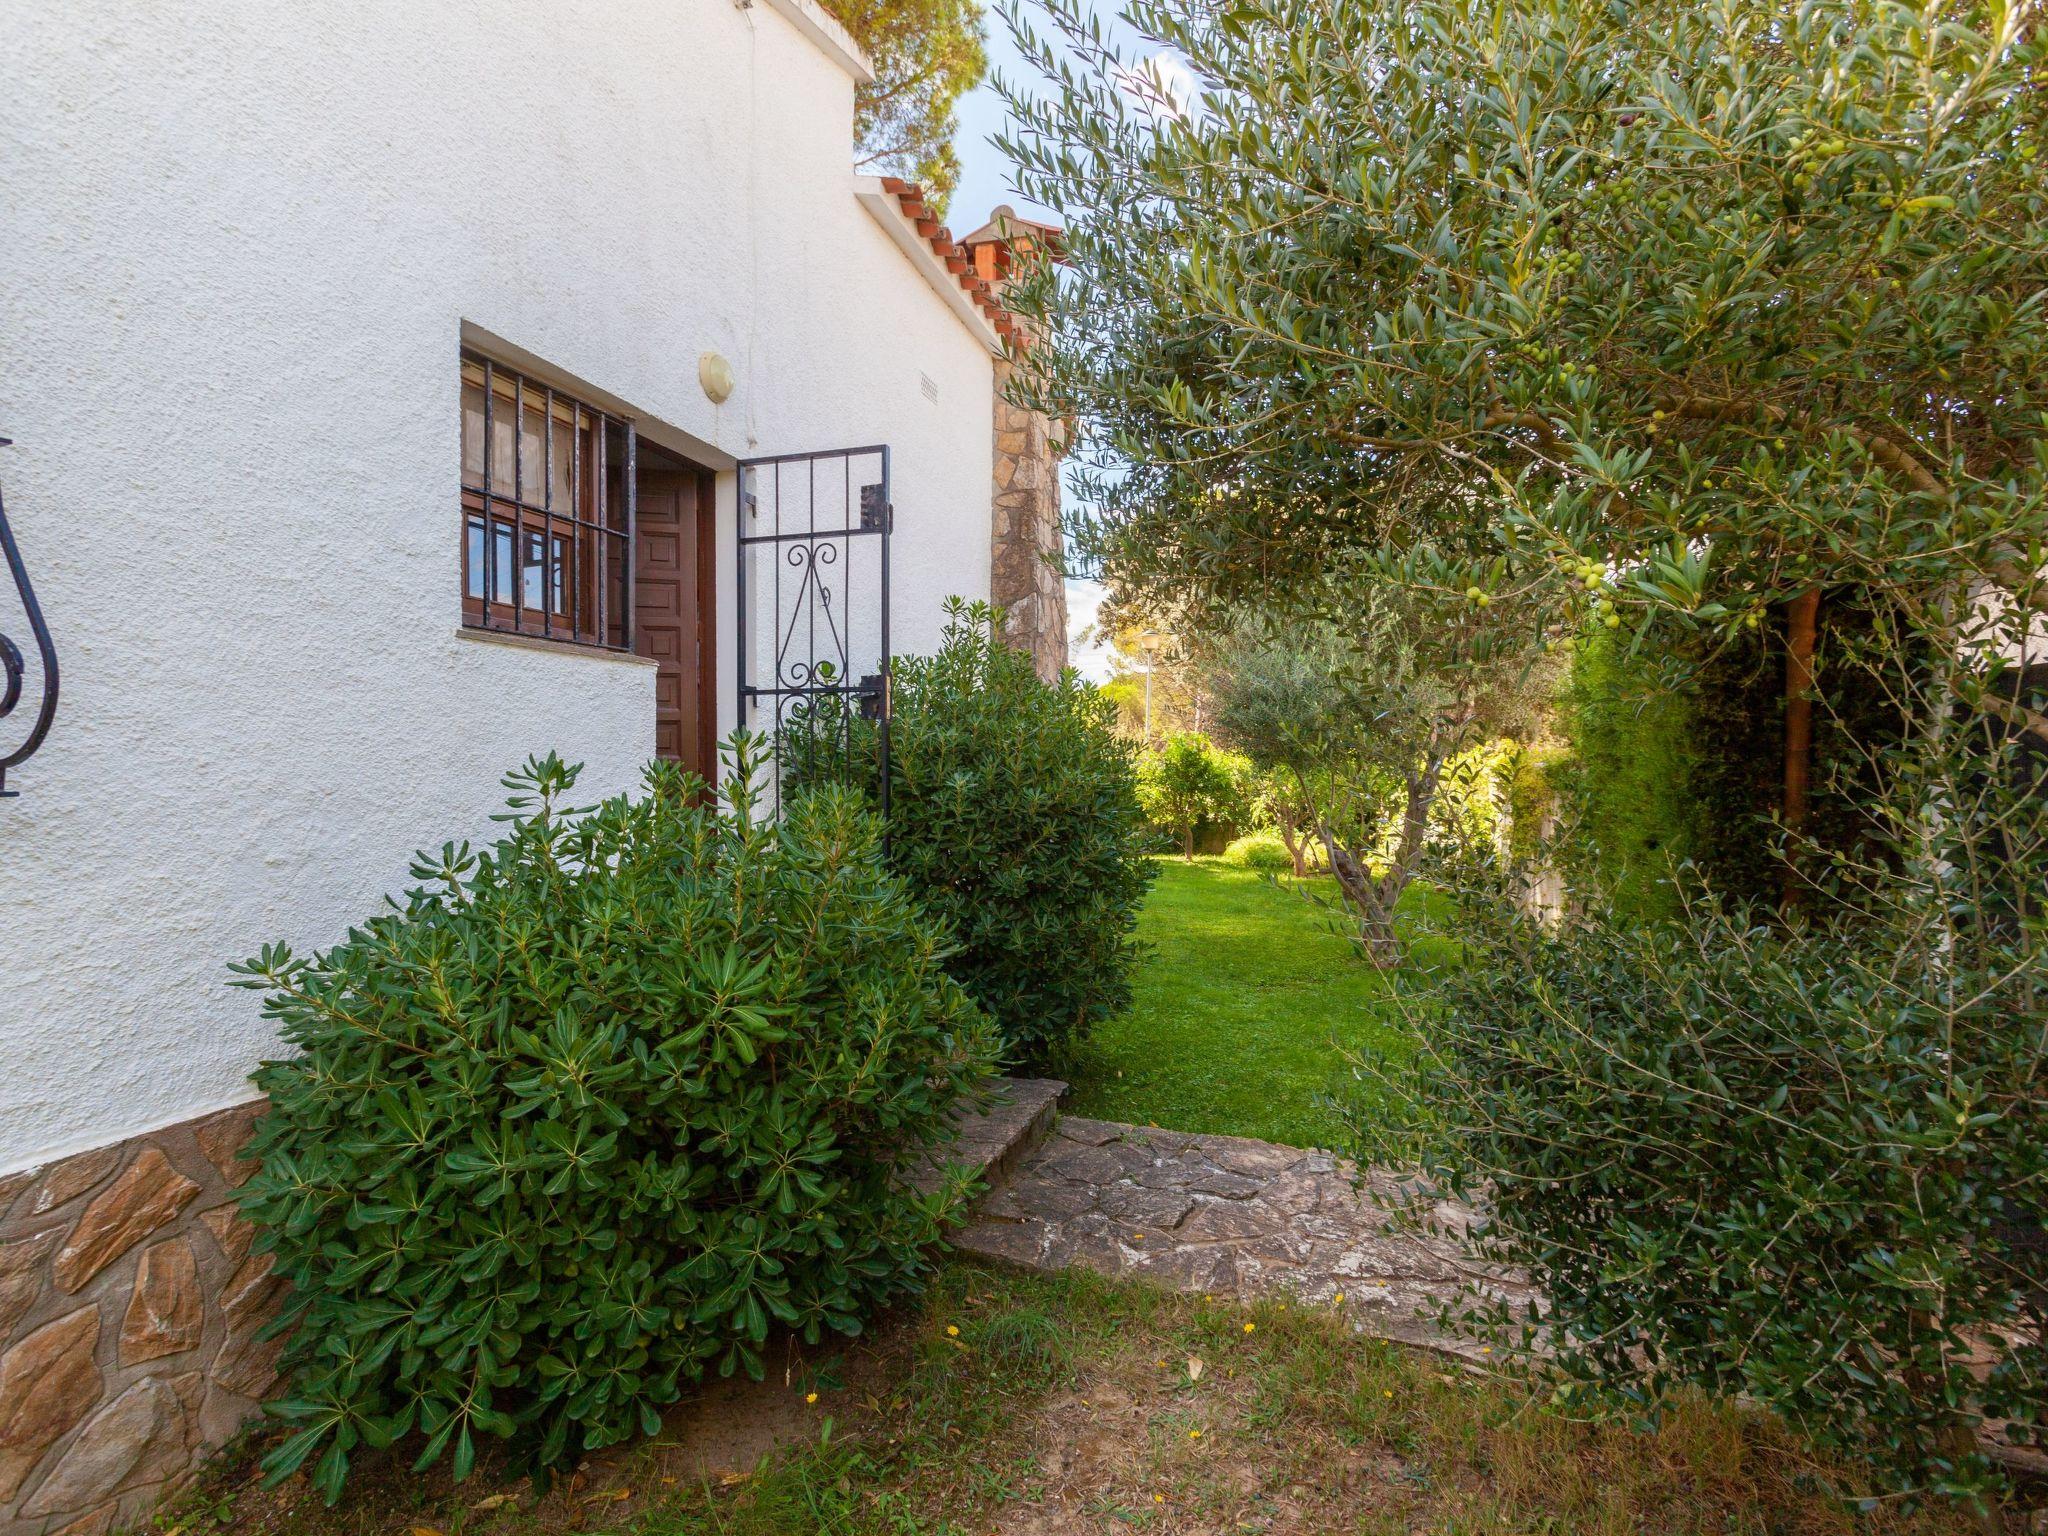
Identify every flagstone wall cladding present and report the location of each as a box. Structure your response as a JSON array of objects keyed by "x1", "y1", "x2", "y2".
[
  {"x1": 0, "y1": 1103, "x2": 277, "y2": 1536},
  {"x1": 989, "y1": 351, "x2": 1070, "y2": 682}
]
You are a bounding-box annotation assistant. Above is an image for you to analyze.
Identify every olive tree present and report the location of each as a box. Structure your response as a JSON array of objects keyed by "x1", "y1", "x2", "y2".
[
  {"x1": 1207, "y1": 589, "x2": 1545, "y2": 964},
  {"x1": 1247, "y1": 765, "x2": 1318, "y2": 876},
  {"x1": 997, "y1": 0, "x2": 2048, "y2": 720},
  {"x1": 997, "y1": 0, "x2": 2048, "y2": 1505}
]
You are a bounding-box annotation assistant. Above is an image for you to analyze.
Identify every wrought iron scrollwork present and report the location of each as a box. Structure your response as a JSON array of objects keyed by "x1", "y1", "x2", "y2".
[
  {"x1": 737, "y1": 445, "x2": 892, "y2": 820},
  {"x1": 0, "y1": 439, "x2": 59, "y2": 799}
]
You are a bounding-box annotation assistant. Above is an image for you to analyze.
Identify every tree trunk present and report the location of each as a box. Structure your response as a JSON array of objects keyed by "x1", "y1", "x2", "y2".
[
  {"x1": 1781, "y1": 589, "x2": 1820, "y2": 913},
  {"x1": 1314, "y1": 749, "x2": 1449, "y2": 969},
  {"x1": 1354, "y1": 903, "x2": 1403, "y2": 968},
  {"x1": 1391, "y1": 755, "x2": 1445, "y2": 883},
  {"x1": 1182, "y1": 822, "x2": 1195, "y2": 861},
  {"x1": 1275, "y1": 813, "x2": 1310, "y2": 878},
  {"x1": 1320, "y1": 832, "x2": 1403, "y2": 966}
]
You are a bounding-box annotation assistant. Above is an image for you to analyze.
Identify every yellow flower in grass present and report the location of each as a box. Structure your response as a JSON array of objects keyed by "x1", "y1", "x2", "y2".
[
  {"x1": 1243, "y1": 1322, "x2": 1256, "y2": 1334},
  {"x1": 946, "y1": 1324, "x2": 960, "y2": 1337},
  {"x1": 805, "y1": 1392, "x2": 818, "y2": 1405}
]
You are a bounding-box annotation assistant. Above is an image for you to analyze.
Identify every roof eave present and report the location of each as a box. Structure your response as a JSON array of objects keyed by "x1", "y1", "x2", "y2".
[
  {"x1": 854, "y1": 177, "x2": 1006, "y2": 355},
  {"x1": 760, "y1": 0, "x2": 874, "y2": 84}
]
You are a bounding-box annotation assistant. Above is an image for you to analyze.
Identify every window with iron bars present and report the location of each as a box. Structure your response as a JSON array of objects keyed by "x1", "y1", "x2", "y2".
[{"x1": 460, "y1": 351, "x2": 632, "y2": 650}]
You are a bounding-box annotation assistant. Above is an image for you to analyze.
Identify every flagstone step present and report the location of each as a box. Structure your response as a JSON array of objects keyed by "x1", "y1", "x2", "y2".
[
  {"x1": 912, "y1": 1076, "x2": 1066, "y2": 1197},
  {"x1": 954, "y1": 1113, "x2": 1531, "y2": 1362}
]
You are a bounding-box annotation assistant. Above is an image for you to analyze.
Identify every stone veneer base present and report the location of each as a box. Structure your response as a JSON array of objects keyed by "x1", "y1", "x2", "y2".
[{"x1": 0, "y1": 1102, "x2": 280, "y2": 1536}]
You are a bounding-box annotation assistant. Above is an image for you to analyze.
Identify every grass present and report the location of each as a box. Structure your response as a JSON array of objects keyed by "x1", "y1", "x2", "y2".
[
  {"x1": 165, "y1": 1261, "x2": 1987, "y2": 1536},
  {"x1": 1057, "y1": 857, "x2": 1444, "y2": 1148},
  {"x1": 158, "y1": 865, "x2": 2039, "y2": 1536}
]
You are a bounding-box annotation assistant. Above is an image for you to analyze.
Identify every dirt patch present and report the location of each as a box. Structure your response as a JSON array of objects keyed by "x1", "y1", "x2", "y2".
[
  {"x1": 161, "y1": 1263, "x2": 2016, "y2": 1536},
  {"x1": 981, "y1": 1330, "x2": 1392, "y2": 1534},
  {"x1": 164, "y1": 1322, "x2": 899, "y2": 1536}
]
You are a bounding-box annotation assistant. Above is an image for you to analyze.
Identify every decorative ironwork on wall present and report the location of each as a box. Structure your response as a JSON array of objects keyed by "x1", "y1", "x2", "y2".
[
  {"x1": 0, "y1": 439, "x2": 58, "y2": 800},
  {"x1": 736, "y1": 445, "x2": 891, "y2": 818}
]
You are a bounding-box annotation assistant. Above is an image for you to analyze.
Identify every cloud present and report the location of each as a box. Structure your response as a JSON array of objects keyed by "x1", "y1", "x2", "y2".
[
  {"x1": 1113, "y1": 51, "x2": 1198, "y2": 120},
  {"x1": 1065, "y1": 577, "x2": 1118, "y2": 683}
]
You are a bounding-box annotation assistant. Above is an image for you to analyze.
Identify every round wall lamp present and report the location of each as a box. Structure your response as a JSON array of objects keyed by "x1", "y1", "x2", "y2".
[{"x1": 699, "y1": 351, "x2": 735, "y2": 405}]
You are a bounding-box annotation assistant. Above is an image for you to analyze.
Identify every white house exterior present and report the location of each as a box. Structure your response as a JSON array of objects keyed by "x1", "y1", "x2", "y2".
[{"x1": 0, "y1": 5, "x2": 1059, "y2": 1528}]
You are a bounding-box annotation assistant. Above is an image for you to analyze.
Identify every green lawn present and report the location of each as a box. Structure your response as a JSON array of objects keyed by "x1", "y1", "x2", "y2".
[{"x1": 1058, "y1": 857, "x2": 1441, "y2": 1149}]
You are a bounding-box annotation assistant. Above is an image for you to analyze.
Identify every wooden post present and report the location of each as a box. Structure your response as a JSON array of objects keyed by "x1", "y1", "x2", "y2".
[{"x1": 1781, "y1": 589, "x2": 1821, "y2": 911}]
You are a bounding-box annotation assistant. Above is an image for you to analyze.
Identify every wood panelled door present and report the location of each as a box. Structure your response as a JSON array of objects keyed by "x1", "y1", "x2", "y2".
[{"x1": 633, "y1": 447, "x2": 717, "y2": 781}]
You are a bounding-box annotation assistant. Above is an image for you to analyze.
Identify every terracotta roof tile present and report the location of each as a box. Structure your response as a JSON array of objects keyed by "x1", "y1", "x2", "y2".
[{"x1": 878, "y1": 181, "x2": 1060, "y2": 352}]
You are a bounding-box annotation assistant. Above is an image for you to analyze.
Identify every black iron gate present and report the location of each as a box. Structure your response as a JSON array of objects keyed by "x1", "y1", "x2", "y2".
[{"x1": 736, "y1": 445, "x2": 891, "y2": 816}]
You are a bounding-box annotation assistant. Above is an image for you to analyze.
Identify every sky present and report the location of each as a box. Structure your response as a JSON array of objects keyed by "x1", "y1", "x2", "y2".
[
  {"x1": 948, "y1": 3, "x2": 1121, "y2": 681},
  {"x1": 950, "y1": 3, "x2": 1061, "y2": 241}
]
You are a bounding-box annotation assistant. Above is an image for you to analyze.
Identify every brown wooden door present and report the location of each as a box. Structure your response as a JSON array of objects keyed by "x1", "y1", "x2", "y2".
[{"x1": 634, "y1": 454, "x2": 717, "y2": 780}]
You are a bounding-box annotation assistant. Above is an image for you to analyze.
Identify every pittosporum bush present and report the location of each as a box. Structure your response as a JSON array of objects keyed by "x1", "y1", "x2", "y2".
[
  {"x1": 229, "y1": 740, "x2": 995, "y2": 1499},
  {"x1": 785, "y1": 598, "x2": 1151, "y2": 1063}
]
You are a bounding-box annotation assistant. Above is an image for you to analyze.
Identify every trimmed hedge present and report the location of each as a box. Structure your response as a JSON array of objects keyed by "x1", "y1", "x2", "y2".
[
  {"x1": 1552, "y1": 631, "x2": 1705, "y2": 918},
  {"x1": 1555, "y1": 613, "x2": 1910, "y2": 916}
]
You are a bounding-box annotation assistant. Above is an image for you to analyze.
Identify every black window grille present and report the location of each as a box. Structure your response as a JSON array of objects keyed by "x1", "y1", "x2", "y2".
[{"x1": 460, "y1": 350, "x2": 634, "y2": 650}]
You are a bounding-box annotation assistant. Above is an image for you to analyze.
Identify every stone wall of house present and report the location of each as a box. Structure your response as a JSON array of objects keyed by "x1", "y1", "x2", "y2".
[
  {"x1": 990, "y1": 351, "x2": 1070, "y2": 682},
  {"x1": 965, "y1": 207, "x2": 1069, "y2": 682},
  {"x1": 0, "y1": 1104, "x2": 280, "y2": 1536}
]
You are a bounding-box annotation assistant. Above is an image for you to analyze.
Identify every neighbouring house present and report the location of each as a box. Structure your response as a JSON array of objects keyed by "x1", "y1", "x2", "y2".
[{"x1": 0, "y1": 4, "x2": 1066, "y2": 1530}]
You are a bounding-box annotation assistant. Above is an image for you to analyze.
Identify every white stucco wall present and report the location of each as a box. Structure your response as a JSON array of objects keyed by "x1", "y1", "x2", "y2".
[{"x1": 0, "y1": 0, "x2": 996, "y2": 1174}]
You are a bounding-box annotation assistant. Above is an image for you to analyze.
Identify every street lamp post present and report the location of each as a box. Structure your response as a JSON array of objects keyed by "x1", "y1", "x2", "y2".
[{"x1": 1137, "y1": 629, "x2": 1163, "y2": 742}]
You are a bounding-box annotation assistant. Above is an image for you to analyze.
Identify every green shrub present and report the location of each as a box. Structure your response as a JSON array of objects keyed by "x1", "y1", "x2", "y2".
[
  {"x1": 1136, "y1": 732, "x2": 1255, "y2": 859},
  {"x1": 1551, "y1": 631, "x2": 1702, "y2": 919},
  {"x1": 1219, "y1": 829, "x2": 1297, "y2": 872},
  {"x1": 229, "y1": 743, "x2": 996, "y2": 1499},
  {"x1": 786, "y1": 599, "x2": 1153, "y2": 1063},
  {"x1": 1354, "y1": 883, "x2": 2048, "y2": 1507}
]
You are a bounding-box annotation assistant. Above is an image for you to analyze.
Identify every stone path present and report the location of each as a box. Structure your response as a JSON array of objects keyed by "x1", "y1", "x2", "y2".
[{"x1": 955, "y1": 1110, "x2": 1530, "y2": 1360}]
